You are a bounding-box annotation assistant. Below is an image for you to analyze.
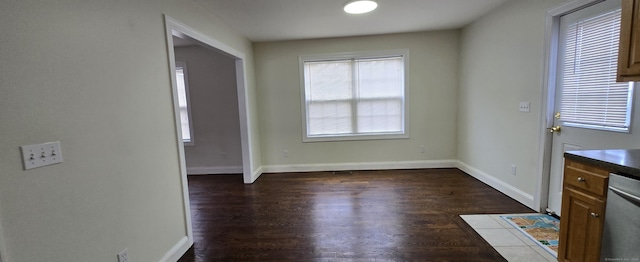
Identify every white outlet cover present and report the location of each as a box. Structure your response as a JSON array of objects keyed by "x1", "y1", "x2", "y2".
[{"x1": 21, "y1": 141, "x2": 63, "y2": 170}]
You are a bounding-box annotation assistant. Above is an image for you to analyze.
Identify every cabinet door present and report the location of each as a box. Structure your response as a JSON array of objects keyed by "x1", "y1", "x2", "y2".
[
  {"x1": 558, "y1": 187, "x2": 605, "y2": 262},
  {"x1": 618, "y1": 0, "x2": 640, "y2": 81}
]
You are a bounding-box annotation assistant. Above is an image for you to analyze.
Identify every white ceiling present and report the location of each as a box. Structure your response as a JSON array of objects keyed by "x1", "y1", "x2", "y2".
[{"x1": 194, "y1": 0, "x2": 511, "y2": 42}]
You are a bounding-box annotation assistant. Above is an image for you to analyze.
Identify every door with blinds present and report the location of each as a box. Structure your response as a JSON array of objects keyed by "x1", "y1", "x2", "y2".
[{"x1": 547, "y1": 0, "x2": 636, "y2": 215}]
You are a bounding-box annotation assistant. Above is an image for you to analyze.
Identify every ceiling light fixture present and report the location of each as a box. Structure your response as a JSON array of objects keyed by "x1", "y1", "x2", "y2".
[{"x1": 344, "y1": 0, "x2": 378, "y2": 14}]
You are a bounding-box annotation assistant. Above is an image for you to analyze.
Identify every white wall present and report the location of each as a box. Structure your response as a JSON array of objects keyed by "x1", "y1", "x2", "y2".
[
  {"x1": 174, "y1": 46, "x2": 243, "y2": 174},
  {"x1": 458, "y1": 0, "x2": 596, "y2": 206},
  {"x1": 254, "y1": 31, "x2": 459, "y2": 170},
  {"x1": 0, "y1": 0, "x2": 257, "y2": 261},
  {"x1": 457, "y1": 0, "x2": 572, "y2": 203},
  {"x1": 0, "y1": 209, "x2": 5, "y2": 262},
  {"x1": 458, "y1": 0, "x2": 640, "y2": 208}
]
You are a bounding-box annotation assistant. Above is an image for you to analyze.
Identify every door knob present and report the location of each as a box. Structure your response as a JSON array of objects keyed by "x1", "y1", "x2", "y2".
[{"x1": 547, "y1": 126, "x2": 561, "y2": 133}]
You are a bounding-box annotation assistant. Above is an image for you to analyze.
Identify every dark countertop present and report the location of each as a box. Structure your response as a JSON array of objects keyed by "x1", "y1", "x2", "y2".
[{"x1": 564, "y1": 149, "x2": 640, "y2": 179}]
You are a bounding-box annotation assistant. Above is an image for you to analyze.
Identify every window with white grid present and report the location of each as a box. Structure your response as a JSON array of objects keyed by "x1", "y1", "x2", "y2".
[{"x1": 300, "y1": 50, "x2": 409, "y2": 142}]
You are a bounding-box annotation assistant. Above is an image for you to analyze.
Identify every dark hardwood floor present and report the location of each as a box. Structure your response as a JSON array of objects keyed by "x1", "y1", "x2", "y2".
[{"x1": 178, "y1": 168, "x2": 534, "y2": 261}]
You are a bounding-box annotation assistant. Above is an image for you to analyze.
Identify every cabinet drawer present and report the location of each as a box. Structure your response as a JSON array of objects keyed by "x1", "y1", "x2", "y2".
[{"x1": 564, "y1": 160, "x2": 609, "y2": 197}]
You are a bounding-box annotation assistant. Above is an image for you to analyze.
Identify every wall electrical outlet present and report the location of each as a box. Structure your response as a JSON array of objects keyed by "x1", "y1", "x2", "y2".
[
  {"x1": 117, "y1": 248, "x2": 128, "y2": 262},
  {"x1": 420, "y1": 145, "x2": 426, "y2": 153},
  {"x1": 283, "y1": 150, "x2": 289, "y2": 158},
  {"x1": 20, "y1": 141, "x2": 63, "y2": 170},
  {"x1": 519, "y1": 102, "x2": 531, "y2": 112},
  {"x1": 511, "y1": 165, "x2": 517, "y2": 176}
]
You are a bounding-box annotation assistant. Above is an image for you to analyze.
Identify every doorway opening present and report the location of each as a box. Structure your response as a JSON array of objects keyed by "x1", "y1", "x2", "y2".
[
  {"x1": 538, "y1": 0, "x2": 639, "y2": 215},
  {"x1": 172, "y1": 36, "x2": 243, "y2": 175},
  {"x1": 163, "y1": 15, "x2": 255, "y2": 257}
]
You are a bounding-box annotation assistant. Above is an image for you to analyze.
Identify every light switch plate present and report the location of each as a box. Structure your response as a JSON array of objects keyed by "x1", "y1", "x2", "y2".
[
  {"x1": 117, "y1": 248, "x2": 128, "y2": 262},
  {"x1": 21, "y1": 141, "x2": 63, "y2": 170},
  {"x1": 519, "y1": 102, "x2": 531, "y2": 112}
]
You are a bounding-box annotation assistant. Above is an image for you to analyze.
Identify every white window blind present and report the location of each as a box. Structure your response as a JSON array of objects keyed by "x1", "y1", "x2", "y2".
[
  {"x1": 301, "y1": 51, "x2": 407, "y2": 141},
  {"x1": 560, "y1": 8, "x2": 634, "y2": 132}
]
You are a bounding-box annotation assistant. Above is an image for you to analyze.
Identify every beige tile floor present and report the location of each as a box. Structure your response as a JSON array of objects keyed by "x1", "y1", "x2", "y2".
[{"x1": 460, "y1": 214, "x2": 557, "y2": 262}]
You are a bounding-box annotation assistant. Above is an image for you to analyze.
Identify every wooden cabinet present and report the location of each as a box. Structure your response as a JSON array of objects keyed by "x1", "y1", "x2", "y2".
[
  {"x1": 558, "y1": 187, "x2": 605, "y2": 261},
  {"x1": 617, "y1": 0, "x2": 640, "y2": 82},
  {"x1": 558, "y1": 159, "x2": 609, "y2": 262}
]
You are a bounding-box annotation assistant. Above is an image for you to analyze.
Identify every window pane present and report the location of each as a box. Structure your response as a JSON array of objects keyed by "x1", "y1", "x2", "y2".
[
  {"x1": 307, "y1": 101, "x2": 352, "y2": 135},
  {"x1": 560, "y1": 8, "x2": 633, "y2": 131},
  {"x1": 175, "y1": 65, "x2": 192, "y2": 142},
  {"x1": 357, "y1": 98, "x2": 403, "y2": 133},
  {"x1": 356, "y1": 57, "x2": 404, "y2": 99},
  {"x1": 180, "y1": 109, "x2": 191, "y2": 142},
  {"x1": 305, "y1": 61, "x2": 352, "y2": 101},
  {"x1": 176, "y1": 68, "x2": 188, "y2": 108}
]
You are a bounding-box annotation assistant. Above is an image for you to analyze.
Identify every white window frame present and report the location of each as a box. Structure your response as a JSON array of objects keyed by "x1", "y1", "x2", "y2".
[
  {"x1": 175, "y1": 61, "x2": 195, "y2": 145},
  {"x1": 299, "y1": 49, "x2": 410, "y2": 142}
]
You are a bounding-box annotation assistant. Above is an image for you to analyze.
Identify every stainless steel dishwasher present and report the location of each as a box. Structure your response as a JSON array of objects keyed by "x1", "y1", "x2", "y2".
[{"x1": 600, "y1": 173, "x2": 640, "y2": 261}]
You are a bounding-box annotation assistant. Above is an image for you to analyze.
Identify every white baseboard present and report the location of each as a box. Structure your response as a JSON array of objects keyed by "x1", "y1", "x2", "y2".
[
  {"x1": 187, "y1": 165, "x2": 243, "y2": 175},
  {"x1": 456, "y1": 160, "x2": 535, "y2": 209},
  {"x1": 261, "y1": 159, "x2": 457, "y2": 174},
  {"x1": 249, "y1": 166, "x2": 263, "y2": 184},
  {"x1": 159, "y1": 236, "x2": 192, "y2": 262}
]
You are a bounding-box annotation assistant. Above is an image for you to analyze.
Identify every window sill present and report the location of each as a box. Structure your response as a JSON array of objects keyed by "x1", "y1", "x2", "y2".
[{"x1": 303, "y1": 133, "x2": 409, "y2": 143}]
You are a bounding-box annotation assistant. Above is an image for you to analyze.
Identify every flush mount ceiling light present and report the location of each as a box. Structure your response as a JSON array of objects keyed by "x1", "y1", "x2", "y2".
[{"x1": 344, "y1": 0, "x2": 378, "y2": 14}]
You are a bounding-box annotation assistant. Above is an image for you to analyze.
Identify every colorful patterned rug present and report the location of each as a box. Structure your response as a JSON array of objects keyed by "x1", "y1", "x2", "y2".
[{"x1": 500, "y1": 214, "x2": 560, "y2": 257}]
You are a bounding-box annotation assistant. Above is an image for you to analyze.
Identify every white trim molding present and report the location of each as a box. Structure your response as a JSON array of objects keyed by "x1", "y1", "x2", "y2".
[
  {"x1": 261, "y1": 160, "x2": 457, "y2": 174},
  {"x1": 163, "y1": 14, "x2": 256, "y2": 260},
  {"x1": 187, "y1": 165, "x2": 243, "y2": 175},
  {"x1": 163, "y1": 15, "x2": 194, "y2": 259},
  {"x1": 456, "y1": 161, "x2": 535, "y2": 209},
  {"x1": 159, "y1": 236, "x2": 191, "y2": 262},
  {"x1": 250, "y1": 167, "x2": 263, "y2": 184},
  {"x1": 164, "y1": 14, "x2": 256, "y2": 184}
]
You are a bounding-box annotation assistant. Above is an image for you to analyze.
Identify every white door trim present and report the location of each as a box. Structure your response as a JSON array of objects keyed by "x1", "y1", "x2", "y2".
[
  {"x1": 536, "y1": 0, "x2": 603, "y2": 213},
  {"x1": 162, "y1": 15, "x2": 256, "y2": 260}
]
